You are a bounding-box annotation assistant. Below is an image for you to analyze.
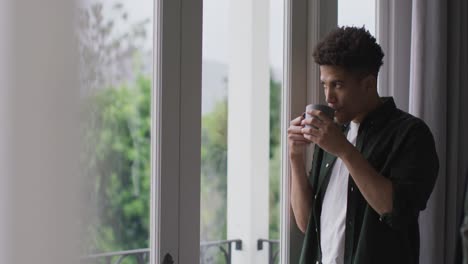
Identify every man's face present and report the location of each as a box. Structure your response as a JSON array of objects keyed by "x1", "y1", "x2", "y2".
[{"x1": 320, "y1": 65, "x2": 369, "y2": 124}]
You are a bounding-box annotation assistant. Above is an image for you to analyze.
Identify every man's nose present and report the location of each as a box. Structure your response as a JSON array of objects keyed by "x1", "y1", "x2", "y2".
[{"x1": 325, "y1": 89, "x2": 336, "y2": 104}]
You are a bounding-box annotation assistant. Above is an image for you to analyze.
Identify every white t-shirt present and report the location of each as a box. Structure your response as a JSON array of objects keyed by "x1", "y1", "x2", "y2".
[{"x1": 320, "y1": 121, "x2": 359, "y2": 264}]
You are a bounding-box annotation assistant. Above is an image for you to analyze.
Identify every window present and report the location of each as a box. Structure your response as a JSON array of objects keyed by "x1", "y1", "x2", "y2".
[
  {"x1": 79, "y1": 0, "x2": 153, "y2": 263},
  {"x1": 338, "y1": 0, "x2": 376, "y2": 35},
  {"x1": 200, "y1": 0, "x2": 283, "y2": 263},
  {"x1": 78, "y1": 0, "x2": 351, "y2": 263}
]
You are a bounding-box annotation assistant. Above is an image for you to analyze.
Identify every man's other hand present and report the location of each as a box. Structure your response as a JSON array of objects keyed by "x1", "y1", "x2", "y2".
[
  {"x1": 288, "y1": 114, "x2": 310, "y2": 158},
  {"x1": 301, "y1": 109, "x2": 351, "y2": 158}
]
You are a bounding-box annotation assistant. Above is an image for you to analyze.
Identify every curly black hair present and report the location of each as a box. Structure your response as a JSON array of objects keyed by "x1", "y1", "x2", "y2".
[{"x1": 313, "y1": 26, "x2": 384, "y2": 77}]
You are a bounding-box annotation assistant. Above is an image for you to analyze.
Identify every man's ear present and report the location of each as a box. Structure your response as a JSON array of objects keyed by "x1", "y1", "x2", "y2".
[{"x1": 362, "y1": 75, "x2": 377, "y2": 92}]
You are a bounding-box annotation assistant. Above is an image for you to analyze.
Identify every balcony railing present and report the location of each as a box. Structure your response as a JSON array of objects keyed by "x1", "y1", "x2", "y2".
[
  {"x1": 82, "y1": 248, "x2": 150, "y2": 264},
  {"x1": 257, "y1": 239, "x2": 280, "y2": 264},
  {"x1": 82, "y1": 238, "x2": 278, "y2": 264},
  {"x1": 200, "y1": 239, "x2": 242, "y2": 264}
]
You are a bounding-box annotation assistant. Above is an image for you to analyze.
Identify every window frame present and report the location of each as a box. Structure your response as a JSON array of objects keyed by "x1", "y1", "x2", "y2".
[
  {"x1": 281, "y1": 0, "x2": 336, "y2": 262},
  {"x1": 151, "y1": 0, "x2": 336, "y2": 262},
  {"x1": 150, "y1": 0, "x2": 203, "y2": 263}
]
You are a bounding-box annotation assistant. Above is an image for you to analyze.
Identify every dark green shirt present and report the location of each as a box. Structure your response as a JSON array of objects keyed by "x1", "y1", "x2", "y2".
[{"x1": 299, "y1": 97, "x2": 439, "y2": 264}]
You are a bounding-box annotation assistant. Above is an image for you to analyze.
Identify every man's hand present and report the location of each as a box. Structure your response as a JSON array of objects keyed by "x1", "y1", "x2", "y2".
[
  {"x1": 302, "y1": 109, "x2": 394, "y2": 216},
  {"x1": 288, "y1": 114, "x2": 313, "y2": 233},
  {"x1": 287, "y1": 115, "x2": 310, "y2": 158},
  {"x1": 301, "y1": 109, "x2": 352, "y2": 158}
]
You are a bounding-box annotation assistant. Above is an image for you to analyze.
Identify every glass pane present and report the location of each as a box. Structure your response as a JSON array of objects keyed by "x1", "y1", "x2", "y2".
[
  {"x1": 268, "y1": 0, "x2": 284, "y2": 262},
  {"x1": 78, "y1": 0, "x2": 153, "y2": 263},
  {"x1": 200, "y1": 0, "x2": 283, "y2": 263},
  {"x1": 338, "y1": 0, "x2": 375, "y2": 35}
]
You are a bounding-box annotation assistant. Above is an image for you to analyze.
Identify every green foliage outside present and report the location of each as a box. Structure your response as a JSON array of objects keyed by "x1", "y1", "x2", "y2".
[
  {"x1": 200, "y1": 76, "x2": 282, "y2": 243},
  {"x1": 83, "y1": 74, "x2": 282, "y2": 260},
  {"x1": 200, "y1": 99, "x2": 229, "y2": 241},
  {"x1": 269, "y1": 78, "x2": 282, "y2": 240},
  {"x1": 83, "y1": 75, "x2": 152, "y2": 257},
  {"x1": 80, "y1": 3, "x2": 283, "y2": 263}
]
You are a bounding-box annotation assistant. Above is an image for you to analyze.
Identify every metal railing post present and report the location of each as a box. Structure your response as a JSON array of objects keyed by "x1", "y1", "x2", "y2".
[
  {"x1": 83, "y1": 239, "x2": 244, "y2": 264},
  {"x1": 257, "y1": 238, "x2": 280, "y2": 264}
]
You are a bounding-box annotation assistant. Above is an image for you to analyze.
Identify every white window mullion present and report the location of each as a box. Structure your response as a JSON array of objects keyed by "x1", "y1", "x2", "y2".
[
  {"x1": 178, "y1": 0, "x2": 202, "y2": 262},
  {"x1": 308, "y1": 0, "x2": 337, "y2": 106},
  {"x1": 151, "y1": 0, "x2": 202, "y2": 263},
  {"x1": 282, "y1": 0, "x2": 309, "y2": 263},
  {"x1": 281, "y1": 0, "x2": 336, "y2": 263},
  {"x1": 151, "y1": 0, "x2": 182, "y2": 262}
]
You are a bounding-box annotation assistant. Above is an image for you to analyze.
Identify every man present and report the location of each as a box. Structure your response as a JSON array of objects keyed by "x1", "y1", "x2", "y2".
[{"x1": 288, "y1": 26, "x2": 439, "y2": 264}]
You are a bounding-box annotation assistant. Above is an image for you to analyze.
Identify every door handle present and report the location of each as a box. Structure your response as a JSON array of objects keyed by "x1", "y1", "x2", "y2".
[{"x1": 163, "y1": 253, "x2": 174, "y2": 264}]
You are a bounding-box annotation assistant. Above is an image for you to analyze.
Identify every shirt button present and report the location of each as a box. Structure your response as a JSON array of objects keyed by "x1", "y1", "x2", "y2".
[
  {"x1": 351, "y1": 186, "x2": 354, "y2": 192},
  {"x1": 314, "y1": 194, "x2": 317, "y2": 199},
  {"x1": 325, "y1": 163, "x2": 329, "y2": 168}
]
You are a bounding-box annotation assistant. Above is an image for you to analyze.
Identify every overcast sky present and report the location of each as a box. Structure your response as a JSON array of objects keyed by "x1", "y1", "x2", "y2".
[
  {"x1": 338, "y1": 0, "x2": 376, "y2": 35},
  {"x1": 202, "y1": 0, "x2": 375, "y2": 70},
  {"x1": 87, "y1": 0, "x2": 375, "y2": 70}
]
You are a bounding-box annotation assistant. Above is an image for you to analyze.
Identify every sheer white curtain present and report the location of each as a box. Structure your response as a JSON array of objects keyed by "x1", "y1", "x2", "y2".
[
  {"x1": 376, "y1": 0, "x2": 412, "y2": 112},
  {"x1": 377, "y1": 0, "x2": 468, "y2": 263}
]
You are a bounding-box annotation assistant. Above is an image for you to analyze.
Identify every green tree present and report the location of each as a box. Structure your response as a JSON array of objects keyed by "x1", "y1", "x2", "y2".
[
  {"x1": 79, "y1": 3, "x2": 151, "y2": 259},
  {"x1": 82, "y1": 75, "x2": 151, "y2": 256},
  {"x1": 82, "y1": 75, "x2": 281, "y2": 263},
  {"x1": 200, "y1": 99, "x2": 228, "y2": 242},
  {"x1": 199, "y1": 76, "x2": 282, "y2": 242},
  {"x1": 269, "y1": 78, "x2": 282, "y2": 240},
  {"x1": 78, "y1": 2, "x2": 150, "y2": 91}
]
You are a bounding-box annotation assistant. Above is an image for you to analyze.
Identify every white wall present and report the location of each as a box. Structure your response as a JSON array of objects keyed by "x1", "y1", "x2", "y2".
[
  {"x1": 0, "y1": 0, "x2": 12, "y2": 262},
  {"x1": 1, "y1": 0, "x2": 82, "y2": 263}
]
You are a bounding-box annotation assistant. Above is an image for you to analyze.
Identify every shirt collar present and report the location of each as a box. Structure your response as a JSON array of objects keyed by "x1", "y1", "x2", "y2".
[{"x1": 360, "y1": 97, "x2": 397, "y2": 130}]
